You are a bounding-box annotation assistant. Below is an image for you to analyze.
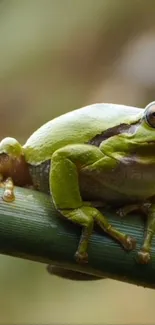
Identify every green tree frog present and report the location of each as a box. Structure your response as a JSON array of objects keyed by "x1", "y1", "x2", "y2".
[{"x1": 0, "y1": 101, "x2": 155, "y2": 265}]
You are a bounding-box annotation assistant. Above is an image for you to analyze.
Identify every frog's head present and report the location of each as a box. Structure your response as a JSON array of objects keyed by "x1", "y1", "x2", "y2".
[
  {"x1": 101, "y1": 101, "x2": 155, "y2": 163},
  {"x1": 0, "y1": 137, "x2": 32, "y2": 185}
]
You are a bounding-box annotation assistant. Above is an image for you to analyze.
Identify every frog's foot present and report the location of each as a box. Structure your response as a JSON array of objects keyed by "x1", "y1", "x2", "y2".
[
  {"x1": 123, "y1": 235, "x2": 136, "y2": 251},
  {"x1": 2, "y1": 177, "x2": 15, "y2": 202},
  {"x1": 137, "y1": 250, "x2": 151, "y2": 264},
  {"x1": 75, "y1": 251, "x2": 88, "y2": 264},
  {"x1": 117, "y1": 208, "x2": 126, "y2": 218}
]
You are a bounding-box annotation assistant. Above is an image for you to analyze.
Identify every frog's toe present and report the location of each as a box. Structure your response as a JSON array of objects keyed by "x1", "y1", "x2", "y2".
[
  {"x1": 123, "y1": 235, "x2": 136, "y2": 251},
  {"x1": 75, "y1": 251, "x2": 88, "y2": 264},
  {"x1": 137, "y1": 250, "x2": 151, "y2": 264},
  {"x1": 116, "y1": 208, "x2": 126, "y2": 218},
  {"x1": 3, "y1": 189, "x2": 15, "y2": 202}
]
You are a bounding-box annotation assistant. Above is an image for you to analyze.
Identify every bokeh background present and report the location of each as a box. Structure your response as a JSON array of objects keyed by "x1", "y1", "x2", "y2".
[{"x1": 1, "y1": 0, "x2": 155, "y2": 324}]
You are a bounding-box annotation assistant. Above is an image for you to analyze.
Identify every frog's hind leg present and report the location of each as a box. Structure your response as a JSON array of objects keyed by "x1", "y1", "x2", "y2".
[
  {"x1": 137, "y1": 203, "x2": 155, "y2": 264},
  {"x1": 117, "y1": 202, "x2": 155, "y2": 264},
  {"x1": 50, "y1": 143, "x2": 136, "y2": 264}
]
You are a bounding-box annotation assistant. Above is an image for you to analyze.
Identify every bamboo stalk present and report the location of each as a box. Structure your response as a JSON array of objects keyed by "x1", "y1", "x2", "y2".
[{"x1": 0, "y1": 186, "x2": 154, "y2": 289}]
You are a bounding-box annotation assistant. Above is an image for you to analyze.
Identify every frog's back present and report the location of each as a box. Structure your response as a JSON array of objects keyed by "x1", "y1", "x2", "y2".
[{"x1": 23, "y1": 103, "x2": 142, "y2": 164}]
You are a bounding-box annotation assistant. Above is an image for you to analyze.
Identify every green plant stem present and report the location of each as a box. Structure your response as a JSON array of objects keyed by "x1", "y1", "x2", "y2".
[{"x1": 0, "y1": 186, "x2": 155, "y2": 289}]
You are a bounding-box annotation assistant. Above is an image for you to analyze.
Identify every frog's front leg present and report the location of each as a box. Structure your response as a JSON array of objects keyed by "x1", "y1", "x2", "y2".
[
  {"x1": 50, "y1": 144, "x2": 136, "y2": 264},
  {"x1": 0, "y1": 176, "x2": 15, "y2": 202}
]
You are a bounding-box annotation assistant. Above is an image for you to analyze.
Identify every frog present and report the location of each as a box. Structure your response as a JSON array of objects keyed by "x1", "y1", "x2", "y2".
[{"x1": 0, "y1": 101, "x2": 155, "y2": 267}]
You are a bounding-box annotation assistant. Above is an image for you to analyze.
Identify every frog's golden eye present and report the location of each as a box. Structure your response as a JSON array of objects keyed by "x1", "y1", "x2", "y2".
[{"x1": 145, "y1": 102, "x2": 155, "y2": 128}]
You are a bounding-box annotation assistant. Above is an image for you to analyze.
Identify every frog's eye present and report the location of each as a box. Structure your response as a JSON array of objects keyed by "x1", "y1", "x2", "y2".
[{"x1": 145, "y1": 102, "x2": 155, "y2": 128}]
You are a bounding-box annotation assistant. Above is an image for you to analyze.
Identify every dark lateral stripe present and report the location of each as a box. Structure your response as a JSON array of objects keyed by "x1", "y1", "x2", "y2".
[{"x1": 87, "y1": 122, "x2": 140, "y2": 147}]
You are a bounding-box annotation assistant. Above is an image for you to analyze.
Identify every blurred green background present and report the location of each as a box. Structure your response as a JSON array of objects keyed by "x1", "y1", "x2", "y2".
[{"x1": 1, "y1": 0, "x2": 155, "y2": 323}]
